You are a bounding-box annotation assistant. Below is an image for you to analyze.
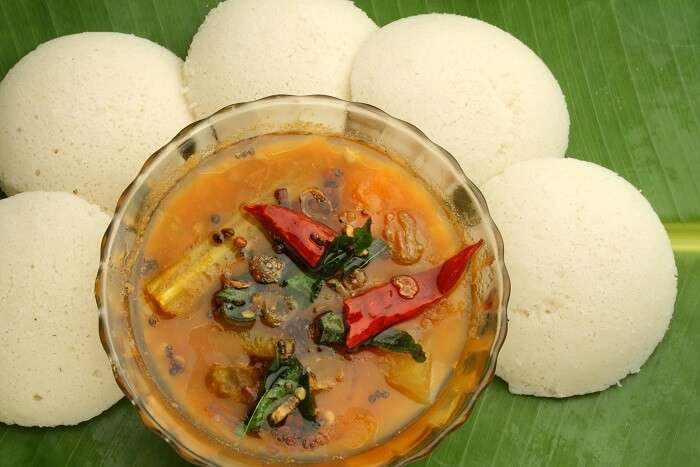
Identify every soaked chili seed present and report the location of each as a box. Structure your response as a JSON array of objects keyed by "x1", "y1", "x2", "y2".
[{"x1": 391, "y1": 275, "x2": 419, "y2": 299}]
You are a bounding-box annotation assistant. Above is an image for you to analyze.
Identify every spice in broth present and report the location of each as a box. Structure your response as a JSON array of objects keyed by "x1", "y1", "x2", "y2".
[{"x1": 134, "y1": 134, "x2": 481, "y2": 459}]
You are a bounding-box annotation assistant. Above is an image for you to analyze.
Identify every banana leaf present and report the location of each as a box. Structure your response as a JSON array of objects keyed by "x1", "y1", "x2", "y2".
[{"x1": 0, "y1": 0, "x2": 698, "y2": 466}]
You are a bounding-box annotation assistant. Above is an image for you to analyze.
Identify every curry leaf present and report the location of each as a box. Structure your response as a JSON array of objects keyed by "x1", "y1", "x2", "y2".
[
  {"x1": 286, "y1": 272, "x2": 318, "y2": 304},
  {"x1": 298, "y1": 372, "x2": 317, "y2": 422},
  {"x1": 352, "y1": 218, "x2": 373, "y2": 252},
  {"x1": 312, "y1": 312, "x2": 426, "y2": 363},
  {"x1": 243, "y1": 384, "x2": 290, "y2": 434},
  {"x1": 315, "y1": 237, "x2": 353, "y2": 277},
  {"x1": 242, "y1": 345, "x2": 305, "y2": 434},
  {"x1": 218, "y1": 302, "x2": 256, "y2": 325},
  {"x1": 314, "y1": 312, "x2": 346, "y2": 345},
  {"x1": 364, "y1": 328, "x2": 426, "y2": 363},
  {"x1": 288, "y1": 219, "x2": 382, "y2": 303},
  {"x1": 215, "y1": 287, "x2": 249, "y2": 305},
  {"x1": 342, "y1": 239, "x2": 389, "y2": 276},
  {"x1": 310, "y1": 278, "x2": 324, "y2": 302},
  {"x1": 314, "y1": 219, "x2": 380, "y2": 281}
]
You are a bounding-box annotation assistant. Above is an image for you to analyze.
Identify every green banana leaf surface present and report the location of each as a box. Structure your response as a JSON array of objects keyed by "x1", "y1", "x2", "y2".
[{"x1": 0, "y1": 0, "x2": 698, "y2": 466}]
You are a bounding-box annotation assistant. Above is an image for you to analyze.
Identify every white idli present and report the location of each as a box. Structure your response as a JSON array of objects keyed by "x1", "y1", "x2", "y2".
[
  {"x1": 184, "y1": 0, "x2": 377, "y2": 118},
  {"x1": 0, "y1": 191, "x2": 122, "y2": 426},
  {"x1": 351, "y1": 14, "x2": 569, "y2": 185},
  {"x1": 0, "y1": 32, "x2": 193, "y2": 210},
  {"x1": 483, "y1": 158, "x2": 677, "y2": 397}
]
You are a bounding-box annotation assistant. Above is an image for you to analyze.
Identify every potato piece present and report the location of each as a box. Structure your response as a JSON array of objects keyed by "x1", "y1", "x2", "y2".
[
  {"x1": 380, "y1": 352, "x2": 433, "y2": 404},
  {"x1": 206, "y1": 363, "x2": 260, "y2": 402}
]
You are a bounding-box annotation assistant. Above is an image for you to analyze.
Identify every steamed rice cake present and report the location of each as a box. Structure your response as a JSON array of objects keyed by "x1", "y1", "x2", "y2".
[
  {"x1": 0, "y1": 192, "x2": 122, "y2": 426},
  {"x1": 483, "y1": 158, "x2": 677, "y2": 397},
  {"x1": 0, "y1": 32, "x2": 193, "y2": 210},
  {"x1": 351, "y1": 14, "x2": 569, "y2": 185},
  {"x1": 183, "y1": 0, "x2": 377, "y2": 118}
]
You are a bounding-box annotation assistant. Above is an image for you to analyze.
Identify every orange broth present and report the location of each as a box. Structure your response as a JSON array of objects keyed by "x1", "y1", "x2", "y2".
[{"x1": 134, "y1": 134, "x2": 472, "y2": 461}]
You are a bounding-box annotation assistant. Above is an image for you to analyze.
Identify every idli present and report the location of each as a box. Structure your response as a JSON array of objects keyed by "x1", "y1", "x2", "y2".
[
  {"x1": 351, "y1": 14, "x2": 569, "y2": 185},
  {"x1": 483, "y1": 158, "x2": 677, "y2": 397},
  {"x1": 184, "y1": 0, "x2": 377, "y2": 118},
  {"x1": 0, "y1": 191, "x2": 122, "y2": 426},
  {"x1": 0, "y1": 32, "x2": 193, "y2": 210}
]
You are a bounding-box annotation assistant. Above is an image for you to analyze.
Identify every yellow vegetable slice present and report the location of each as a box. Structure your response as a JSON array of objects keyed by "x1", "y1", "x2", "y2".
[
  {"x1": 380, "y1": 352, "x2": 433, "y2": 404},
  {"x1": 145, "y1": 215, "x2": 247, "y2": 316}
]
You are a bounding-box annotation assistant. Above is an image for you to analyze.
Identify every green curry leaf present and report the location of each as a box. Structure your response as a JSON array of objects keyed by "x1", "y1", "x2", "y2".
[
  {"x1": 298, "y1": 372, "x2": 317, "y2": 422},
  {"x1": 285, "y1": 219, "x2": 383, "y2": 304},
  {"x1": 341, "y1": 239, "x2": 388, "y2": 276},
  {"x1": 242, "y1": 344, "x2": 309, "y2": 434},
  {"x1": 243, "y1": 384, "x2": 290, "y2": 434},
  {"x1": 310, "y1": 278, "x2": 324, "y2": 302},
  {"x1": 285, "y1": 272, "x2": 318, "y2": 304},
  {"x1": 218, "y1": 302, "x2": 256, "y2": 325},
  {"x1": 312, "y1": 312, "x2": 426, "y2": 363},
  {"x1": 364, "y1": 328, "x2": 426, "y2": 363},
  {"x1": 215, "y1": 286, "x2": 257, "y2": 325},
  {"x1": 215, "y1": 287, "x2": 249, "y2": 305},
  {"x1": 314, "y1": 311, "x2": 346, "y2": 345},
  {"x1": 312, "y1": 218, "x2": 384, "y2": 284},
  {"x1": 352, "y1": 218, "x2": 373, "y2": 252}
]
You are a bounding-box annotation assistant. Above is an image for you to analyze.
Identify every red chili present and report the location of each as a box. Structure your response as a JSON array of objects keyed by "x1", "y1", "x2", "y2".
[
  {"x1": 243, "y1": 204, "x2": 336, "y2": 267},
  {"x1": 343, "y1": 240, "x2": 484, "y2": 348}
]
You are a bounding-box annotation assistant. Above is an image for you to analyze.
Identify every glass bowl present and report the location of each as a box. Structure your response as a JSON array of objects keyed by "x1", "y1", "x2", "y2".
[{"x1": 96, "y1": 95, "x2": 509, "y2": 466}]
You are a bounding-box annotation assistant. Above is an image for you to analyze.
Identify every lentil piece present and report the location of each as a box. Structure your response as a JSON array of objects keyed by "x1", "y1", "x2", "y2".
[
  {"x1": 338, "y1": 210, "x2": 357, "y2": 224},
  {"x1": 326, "y1": 278, "x2": 350, "y2": 297},
  {"x1": 251, "y1": 293, "x2": 285, "y2": 327},
  {"x1": 222, "y1": 274, "x2": 250, "y2": 289},
  {"x1": 320, "y1": 410, "x2": 336, "y2": 425},
  {"x1": 343, "y1": 269, "x2": 367, "y2": 290},
  {"x1": 277, "y1": 339, "x2": 296, "y2": 358},
  {"x1": 344, "y1": 224, "x2": 354, "y2": 237},
  {"x1": 269, "y1": 394, "x2": 302, "y2": 426}
]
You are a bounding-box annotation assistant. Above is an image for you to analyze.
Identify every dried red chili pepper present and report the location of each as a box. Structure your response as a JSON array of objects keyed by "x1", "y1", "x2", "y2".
[
  {"x1": 343, "y1": 240, "x2": 484, "y2": 348},
  {"x1": 243, "y1": 204, "x2": 336, "y2": 268}
]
